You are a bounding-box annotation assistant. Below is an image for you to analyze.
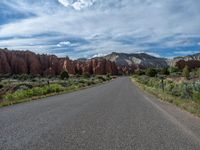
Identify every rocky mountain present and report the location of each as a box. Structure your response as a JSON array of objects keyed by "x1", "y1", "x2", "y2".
[{"x1": 102, "y1": 52, "x2": 168, "y2": 69}]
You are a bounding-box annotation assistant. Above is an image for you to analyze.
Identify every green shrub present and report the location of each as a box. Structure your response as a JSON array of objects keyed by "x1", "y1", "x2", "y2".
[
  {"x1": 0, "y1": 84, "x2": 3, "y2": 89},
  {"x1": 145, "y1": 68, "x2": 157, "y2": 77},
  {"x1": 83, "y1": 72, "x2": 90, "y2": 78},
  {"x1": 197, "y1": 68, "x2": 200, "y2": 78},
  {"x1": 135, "y1": 69, "x2": 145, "y2": 76},
  {"x1": 106, "y1": 74, "x2": 112, "y2": 80},
  {"x1": 60, "y1": 71, "x2": 69, "y2": 80},
  {"x1": 169, "y1": 67, "x2": 179, "y2": 74},
  {"x1": 106, "y1": 73, "x2": 111, "y2": 78},
  {"x1": 97, "y1": 76, "x2": 106, "y2": 81},
  {"x1": 182, "y1": 66, "x2": 190, "y2": 79},
  {"x1": 78, "y1": 79, "x2": 86, "y2": 84},
  {"x1": 75, "y1": 74, "x2": 81, "y2": 78},
  {"x1": 161, "y1": 68, "x2": 170, "y2": 75},
  {"x1": 165, "y1": 81, "x2": 175, "y2": 94},
  {"x1": 180, "y1": 84, "x2": 191, "y2": 99},
  {"x1": 170, "y1": 85, "x2": 182, "y2": 97},
  {"x1": 18, "y1": 74, "x2": 29, "y2": 81},
  {"x1": 87, "y1": 81, "x2": 92, "y2": 86},
  {"x1": 193, "y1": 92, "x2": 200, "y2": 104}
]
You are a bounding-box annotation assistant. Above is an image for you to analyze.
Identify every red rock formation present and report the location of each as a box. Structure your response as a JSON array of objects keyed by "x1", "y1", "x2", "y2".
[
  {"x1": 0, "y1": 49, "x2": 66, "y2": 76},
  {"x1": 0, "y1": 49, "x2": 122, "y2": 76},
  {"x1": 74, "y1": 58, "x2": 119, "y2": 75},
  {"x1": 0, "y1": 50, "x2": 11, "y2": 74}
]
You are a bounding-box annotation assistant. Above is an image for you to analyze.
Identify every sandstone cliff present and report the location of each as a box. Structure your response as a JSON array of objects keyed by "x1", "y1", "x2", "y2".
[{"x1": 0, "y1": 49, "x2": 119, "y2": 76}]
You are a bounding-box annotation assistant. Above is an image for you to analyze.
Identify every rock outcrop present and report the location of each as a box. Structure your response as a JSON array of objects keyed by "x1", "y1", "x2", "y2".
[
  {"x1": 74, "y1": 58, "x2": 118, "y2": 75},
  {"x1": 0, "y1": 49, "x2": 119, "y2": 76}
]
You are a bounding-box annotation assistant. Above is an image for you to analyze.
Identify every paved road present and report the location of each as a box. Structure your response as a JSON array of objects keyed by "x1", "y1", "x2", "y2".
[{"x1": 1, "y1": 77, "x2": 200, "y2": 150}]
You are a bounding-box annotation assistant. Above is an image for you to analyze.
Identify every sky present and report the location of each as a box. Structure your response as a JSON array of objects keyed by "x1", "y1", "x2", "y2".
[{"x1": 0, "y1": 0, "x2": 200, "y2": 59}]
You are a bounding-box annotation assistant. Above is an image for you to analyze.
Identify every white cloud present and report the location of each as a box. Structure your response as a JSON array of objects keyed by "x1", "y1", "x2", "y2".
[
  {"x1": 90, "y1": 53, "x2": 108, "y2": 58},
  {"x1": 58, "y1": 0, "x2": 95, "y2": 10},
  {"x1": 57, "y1": 41, "x2": 71, "y2": 47},
  {"x1": 58, "y1": 0, "x2": 70, "y2": 7},
  {"x1": 73, "y1": 0, "x2": 95, "y2": 10}
]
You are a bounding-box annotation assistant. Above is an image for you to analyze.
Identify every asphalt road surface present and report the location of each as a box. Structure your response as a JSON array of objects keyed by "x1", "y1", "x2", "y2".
[{"x1": 1, "y1": 77, "x2": 200, "y2": 150}]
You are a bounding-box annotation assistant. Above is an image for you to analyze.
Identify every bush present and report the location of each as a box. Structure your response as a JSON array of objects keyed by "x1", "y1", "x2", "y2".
[
  {"x1": 197, "y1": 68, "x2": 200, "y2": 78},
  {"x1": 170, "y1": 85, "x2": 182, "y2": 97},
  {"x1": 165, "y1": 81, "x2": 175, "y2": 94},
  {"x1": 145, "y1": 68, "x2": 157, "y2": 77},
  {"x1": 135, "y1": 69, "x2": 145, "y2": 76},
  {"x1": 190, "y1": 69, "x2": 198, "y2": 78},
  {"x1": 12, "y1": 74, "x2": 19, "y2": 79},
  {"x1": 0, "y1": 84, "x2": 3, "y2": 89},
  {"x1": 87, "y1": 81, "x2": 92, "y2": 86},
  {"x1": 60, "y1": 71, "x2": 69, "y2": 80},
  {"x1": 182, "y1": 84, "x2": 193, "y2": 99},
  {"x1": 161, "y1": 68, "x2": 170, "y2": 75},
  {"x1": 106, "y1": 73, "x2": 111, "y2": 79},
  {"x1": 97, "y1": 76, "x2": 106, "y2": 81},
  {"x1": 182, "y1": 66, "x2": 190, "y2": 79},
  {"x1": 83, "y1": 72, "x2": 90, "y2": 78},
  {"x1": 193, "y1": 92, "x2": 200, "y2": 104},
  {"x1": 18, "y1": 74, "x2": 29, "y2": 81},
  {"x1": 169, "y1": 67, "x2": 179, "y2": 74},
  {"x1": 75, "y1": 74, "x2": 81, "y2": 78}
]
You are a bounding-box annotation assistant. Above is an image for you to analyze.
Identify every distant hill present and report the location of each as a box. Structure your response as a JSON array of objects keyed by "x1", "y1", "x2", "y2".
[
  {"x1": 102, "y1": 52, "x2": 168, "y2": 68},
  {"x1": 174, "y1": 53, "x2": 200, "y2": 61}
]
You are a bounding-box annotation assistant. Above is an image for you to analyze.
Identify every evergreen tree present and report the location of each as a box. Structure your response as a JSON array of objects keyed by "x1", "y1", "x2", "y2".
[{"x1": 60, "y1": 70, "x2": 69, "y2": 80}]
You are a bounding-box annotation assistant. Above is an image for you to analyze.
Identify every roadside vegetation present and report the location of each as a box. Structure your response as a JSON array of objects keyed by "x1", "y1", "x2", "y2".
[
  {"x1": 0, "y1": 71, "x2": 114, "y2": 107},
  {"x1": 132, "y1": 66, "x2": 200, "y2": 117}
]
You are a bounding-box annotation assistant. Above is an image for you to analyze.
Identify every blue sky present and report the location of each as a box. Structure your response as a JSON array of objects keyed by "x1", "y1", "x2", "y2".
[{"x1": 0, "y1": 0, "x2": 200, "y2": 59}]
